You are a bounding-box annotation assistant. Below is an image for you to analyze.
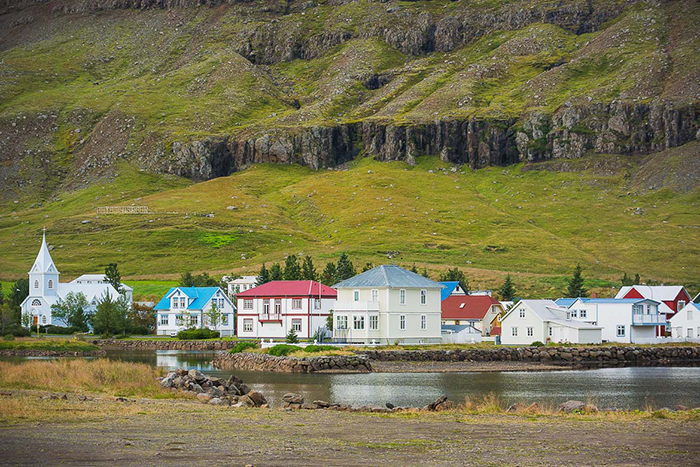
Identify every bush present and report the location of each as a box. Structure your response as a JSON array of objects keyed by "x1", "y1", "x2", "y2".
[
  {"x1": 176, "y1": 328, "x2": 220, "y2": 340},
  {"x1": 3, "y1": 334, "x2": 15, "y2": 341},
  {"x1": 4, "y1": 325, "x2": 30, "y2": 338},
  {"x1": 229, "y1": 341, "x2": 258, "y2": 354},
  {"x1": 267, "y1": 344, "x2": 297, "y2": 357},
  {"x1": 303, "y1": 345, "x2": 337, "y2": 353},
  {"x1": 531, "y1": 341, "x2": 545, "y2": 347},
  {"x1": 39, "y1": 325, "x2": 81, "y2": 335}
]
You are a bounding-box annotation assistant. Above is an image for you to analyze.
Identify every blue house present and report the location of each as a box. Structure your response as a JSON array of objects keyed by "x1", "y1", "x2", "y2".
[
  {"x1": 439, "y1": 281, "x2": 467, "y2": 301},
  {"x1": 154, "y1": 287, "x2": 235, "y2": 337}
]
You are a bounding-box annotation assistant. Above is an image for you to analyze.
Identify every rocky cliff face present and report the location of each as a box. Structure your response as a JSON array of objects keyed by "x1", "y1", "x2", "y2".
[{"x1": 166, "y1": 102, "x2": 700, "y2": 178}]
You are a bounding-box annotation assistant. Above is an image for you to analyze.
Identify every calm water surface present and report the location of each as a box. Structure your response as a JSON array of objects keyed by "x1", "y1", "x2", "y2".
[{"x1": 87, "y1": 350, "x2": 700, "y2": 409}]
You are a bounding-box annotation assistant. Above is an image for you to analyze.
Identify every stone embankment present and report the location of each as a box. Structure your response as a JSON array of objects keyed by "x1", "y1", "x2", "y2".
[
  {"x1": 0, "y1": 349, "x2": 106, "y2": 357},
  {"x1": 358, "y1": 346, "x2": 700, "y2": 366},
  {"x1": 93, "y1": 339, "x2": 238, "y2": 351},
  {"x1": 213, "y1": 352, "x2": 372, "y2": 373}
]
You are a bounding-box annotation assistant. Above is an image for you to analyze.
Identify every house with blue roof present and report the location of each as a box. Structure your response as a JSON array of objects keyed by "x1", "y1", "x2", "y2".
[
  {"x1": 669, "y1": 302, "x2": 700, "y2": 341},
  {"x1": 439, "y1": 281, "x2": 467, "y2": 301},
  {"x1": 154, "y1": 287, "x2": 235, "y2": 336},
  {"x1": 568, "y1": 297, "x2": 665, "y2": 343}
]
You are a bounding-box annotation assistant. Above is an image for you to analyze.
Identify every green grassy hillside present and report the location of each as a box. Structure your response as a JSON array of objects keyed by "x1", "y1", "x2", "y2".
[{"x1": 1, "y1": 143, "x2": 699, "y2": 299}]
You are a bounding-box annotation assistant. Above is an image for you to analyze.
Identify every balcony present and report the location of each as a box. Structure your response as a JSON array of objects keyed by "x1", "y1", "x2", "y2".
[
  {"x1": 632, "y1": 313, "x2": 667, "y2": 326},
  {"x1": 334, "y1": 301, "x2": 380, "y2": 312},
  {"x1": 259, "y1": 313, "x2": 282, "y2": 322}
]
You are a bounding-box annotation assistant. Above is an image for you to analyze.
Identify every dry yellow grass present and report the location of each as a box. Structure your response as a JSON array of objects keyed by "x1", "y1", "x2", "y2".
[{"x1": 0, "y1": 360, "x2": 186, "y2": 398}]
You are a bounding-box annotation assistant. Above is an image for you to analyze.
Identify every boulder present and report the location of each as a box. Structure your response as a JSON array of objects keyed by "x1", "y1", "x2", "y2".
[
  {"x1": 301, "y1": 403, "x2": 317, "y2": 410},
  {"x1": 283, "y1": 393, "x2": 304, "y2": 405},
  {"x1": 386, "y1": 402, "x2": 395, "y2": 409},
  {"x1": 160, "y1": 372, "x2": 177, "y2": 388},
  {"x1": 427, "y1": 395, "x2": 449, "y2": 411},
  {"x1": 188, "y1": 369, "x2": 206, "y2": 382},
  {"x1": 238, "y1": 395, "x2": 256, "y2": 407},
  {"x1": 245, "y1": 390, "x2": 268, "y2": 407},
  {"x1": 209, "y1": 397, "x2": 231, "y2": 406},
  {"x1": 207, "y1": 386, "x2": 224, "y2": 398},
  {"x1": 559, "y1": 400, "x2": 586, "y2": 413},
  {"x1": 239, "y1": 384, "x2": 251, "y2": 395},
  {"x1": 674, "y1": 404, "x2": 690, "y2": 411},
  {"x1": 314, "y1": 400, "x2": 330, "y2": 408},
  {"x1": 197, "y1": 393, "x2": 213, "y2": 403}
]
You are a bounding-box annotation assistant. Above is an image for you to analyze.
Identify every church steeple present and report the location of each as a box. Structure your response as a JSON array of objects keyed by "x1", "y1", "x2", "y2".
[{"x1": 29, "y1": 228, "x2": 59, "y2": 297}]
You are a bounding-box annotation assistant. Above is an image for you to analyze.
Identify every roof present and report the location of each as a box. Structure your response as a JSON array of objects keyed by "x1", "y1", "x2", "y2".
[
  {"x1": 616, "y1": 285, "x2": 689, "y2": 302},
  {"x1": 29, "y1": 231, "x2": 58, "y2": 274},
  {"x1": 439, "y1": 281, "x2": 460, "y2": 301},
  {"x1": 154, "y1": 287, "x2": 225, "y2": 310},
  {"x1": 70, "y1": 274, "x2": 133, "y2": 291},
  {"x1": 441, "y1": 295, "x2": 502, "y2": 320},
  {"x1": 333, "y1": 265, "x2": 443, "y2": 289},
  {"x1": 555, "y1": 298, "x2": 577, "y2": 308},
  {"x1": 548, "y1": 319, "x2": 603, "y2": 330},
  {"x1": 504, "y1": 300, "x2": 601, "y2": 330},
  {"x1": 236, "y1": 281, "x2": 337, "y2": 298},
  {"x1": 577, "y1": 298, "x2": 659, "y2": 305}
]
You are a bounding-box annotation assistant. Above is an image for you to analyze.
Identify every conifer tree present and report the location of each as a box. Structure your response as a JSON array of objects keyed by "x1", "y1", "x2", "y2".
[
  {"x1": 335, "y1": 253, "x2": 356, "y2": 283},
  {"x1": 567, "y1": 264, "x2": 588, "y2": 298},
  {"x1": 256, "y1": 264, "x2": 270, "y2": 285},
  {"x1": 283, "y1": 255, "x2": 302, "y2": 280},
  {"x1": 498, "y1": 274, "x2": 516, "y2": 301},
  {"x1": 269, "y1": 263, "x2": 283, "y2": 281},
  {"x1": 320, "y1": 262, "x2": 337, "y2": 286},
  {"x1": 301, "y1": 256, "x2": 317, "y2": 281}
]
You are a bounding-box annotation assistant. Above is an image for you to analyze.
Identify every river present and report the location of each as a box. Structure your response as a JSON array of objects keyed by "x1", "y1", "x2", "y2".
[{"x1": 7, "y1": 350, "x2": 700, "y2": 409}]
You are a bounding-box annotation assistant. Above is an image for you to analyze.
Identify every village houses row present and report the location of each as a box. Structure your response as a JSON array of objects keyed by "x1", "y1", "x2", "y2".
[{"x1": 23, "y1": 233, "x2": 699, "y2": 345}]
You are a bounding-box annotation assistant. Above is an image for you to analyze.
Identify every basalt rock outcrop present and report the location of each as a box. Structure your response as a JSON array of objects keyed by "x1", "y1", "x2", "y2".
[{"x1": 159, "y1": 368, "x2": 268, "y2": 407}]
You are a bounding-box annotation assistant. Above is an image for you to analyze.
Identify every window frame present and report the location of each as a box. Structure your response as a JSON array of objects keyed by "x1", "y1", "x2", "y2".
[
  {"x1": 292, "y1": 298, "x2": 302, "y2": 310},
  {"x1": 519, "y1": 309, "x2": 526, "y2": 319},
  {"x1": 511, "y1": 327, "x2": 518, "y2": 337},
  {"x1": 353, "y1": 315, "x2": 365, "y2": 330},
  {"x1": 243, "y1": 319, "x2": 253, "y2": 332},
  {"x1": 159, "y1": 314, "x2": 169, "y2": 326},
  {"x1": 527, "y1": 326, "x2": 533, "y2": 337},
  {"x1": 292, "y1": 319, "x2": 302, "y2": 332},
  {"x1": 399, "y1": 289, "x2": 406, "y2": 306},
  {"x1": 371, "y1": 289, "x2": 378, "y2": 302},
  {"x1": 420, "y1": 314, "x2": 427, "y2": 330},
  {"x1": 369, "y1": 315, "x2": 378, "y2": 330},
  {"x1": 420, "y1": 289, "x2": 427, "y2": 305},
  {"x1": 399, "y1": 314, "x2": 406, "y2": 330},
  {"x1": 243, "y1": 299, "x2": 253, "y2": 310},
  {"x1": 616, "y1": 325, "x2": 626, "y2": 337}
]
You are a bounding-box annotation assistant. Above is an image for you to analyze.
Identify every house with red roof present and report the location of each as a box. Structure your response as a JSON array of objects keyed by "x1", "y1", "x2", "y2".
[
  {"x1": 236, "y1": 281, "x2": 336, "y2": 339},
  {"x1": 441, "y1": 295, "x2": 505, "y2": 336},
  {"x1": 615, "y1": 285, "x2": 692, "y2": 335}
]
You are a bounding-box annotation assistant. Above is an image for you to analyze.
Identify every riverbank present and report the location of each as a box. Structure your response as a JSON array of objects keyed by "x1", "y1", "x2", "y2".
[
  {"x1": 213, "y1": 351, "x2": 372, "y2": 373},
  {"x1": 0, "y1": 338, "x2": 105, "y2": 357},
  {"x1": 94, "y1": 339, "x2": 239, "y2": 351},
  {"x1": 1, "y1": 392, "x2": 698, "y2": 466}
]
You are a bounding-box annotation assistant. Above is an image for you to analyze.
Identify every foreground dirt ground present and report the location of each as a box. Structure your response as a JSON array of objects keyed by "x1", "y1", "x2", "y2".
[{"x1": 1, "y1": 393, "x2": 699, "y2": 466}]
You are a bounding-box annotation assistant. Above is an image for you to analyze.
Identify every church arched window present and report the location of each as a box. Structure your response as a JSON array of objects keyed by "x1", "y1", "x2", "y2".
[
  {"x1": 31, "y1": 299, "x2": 41, "y2": 307},
  {"x1": 48, "y1": 280, "x2": 53, "y2": 289},
  {"x1": 34, "y1": 280, "x2": 39, "y2": 289},
  {"x1": 41, "y1": 315, "x2": 47, "y2": 324}
]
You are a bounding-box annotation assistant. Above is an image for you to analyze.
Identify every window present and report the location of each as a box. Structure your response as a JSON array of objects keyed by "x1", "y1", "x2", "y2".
[
  {"x1": 511, "y1": 327, "x2": 518, "y2": 337},
  {"x1": 519, "y1": 309, "x2": 525, "y2": 319},
  {"x1": 527, "y1": 327, "x2": 533, "y2": 337},
  {"x1": 292, "y1": 319, "x2": 302, "y2": 332},
  {"x1": 571, "y1": 309, "x2": 578, "y2": 318},
  {"x1": 48, "y1": 280, "x2": 53, "y2": 289},
  {"x1": 678, "y1": 300, "x2": 686, "y2": 311},
  {"x1": 263, "y1": 300, "x2": 270, "y2": 314},
  {"x1": 219, "y1": 298, "x2": 225, "y2": 308},
  {"x1": 180, "y1": 298, "x2": 186, "y2": 308},
  {"x1": 222, "y1": 314, "x2": 229, "y2": 326},
  {"x1": 616, "y1": 325, "x2": 626, "y2": 337},
  {"x1": 688, "y1": 309, "x2": 694, "y2": 320},
  {"x1": 31, "y1": 299, "x2": 41, "y2": 307},
  {"x1": 234, "y1": 285, "x2": 241, "y2": 294},
  {"x1": 160, "y1": 315, "x2": 169, "y2": 326},
  {"x1": 580, "y1": 309, "x2": 587, "y2": 318},
  {"x1": 687, "y1": 328, "x2": 694, "y2": 338},
  {"x1": 369, "y1": 316, "x2": 378, "y2": 330},
  {"x1": 337, "y1": 316, "x2": 348, "y2": 330},
  {"x1": 421, "y1": 314, "x2": 427, "y2": 330},
  {"x1": 244, "y1": 299, "x2": 253, "y2": 310},
  {"x1": 353, "y1": 290, "x2": 360, "y2": 302},
  {"x1": 292, "y1": 299, "x2": 302, "y2": 309},
  {"x1": 400, "y1": 315, "x2": 406, "y2": 330},
  {"x1": 400, "y1": 290, "x2": 406, "y2": 305},
  {"x1": 274, "y1": 299, "x2": 281, "y2": 314},
  {"x1": 646, "y1": 304, "x2": 651, "y2": 313},
  {"x1": 420, "y1": 290, "x2": 427, "y2": 305},
  {"x1": 314, "y1": 299, "x2": 321, "y2": 310},
  {"x1": 243, "y1": 319, "x2": 253, "y2": 332},
  {"x1": 353, "y1": 315, "x2": 365, "y2": 330},
  {"x1": 172, "y1": 298, "x2": 179, "y2": 309},
  {"x1": 371, "y1": 289, "x2": 378, "y2": 301},
  {"x1": 176, "y1": 315, "x2": 183, "y2": 325},
  {"x1": 41, "y1": 315, "x2": 47, "y2": 324},
  {"x1": 190, "y1": 315, "x2": 199, "y2": 327},
  {"x1": 34, "y1": 280, "x2": 39, "y2": 289},
  {"x1": 548, "y1": 327, "x2": 553, "y2": 337}
]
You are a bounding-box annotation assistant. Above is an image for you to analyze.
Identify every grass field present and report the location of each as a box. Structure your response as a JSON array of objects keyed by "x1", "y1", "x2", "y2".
[{"x1": 1, "y1": 148, "x2": 699, "y2": 300}]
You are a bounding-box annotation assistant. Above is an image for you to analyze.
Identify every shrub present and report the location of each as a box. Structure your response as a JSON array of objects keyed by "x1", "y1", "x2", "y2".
[
  {"x1": 303, "y1": 345, "x2": 337, "y2": 353},
  {"x1": 176, "y1": 328, "x2": 220, "y2": 340},
  {"x1": 229, "y1": 341, "x2": 258, "y2": 354},
  {"x1": 531, "y1": 341, "x2": 545, "y2": 347},
  {"x1": 5, "y1": 325, "x2": 30, "y2": 338},
  {"x1": 267, "y1": 344, "x2": 297, "y2": 357},
  {"x1": 39, "y1": 325, "x2": 81, "y2": 335},
  {"x1": 285, "y1": 328, "x2": 299, "y2": 344},
  {"x1": 3, "y1": 334, "x2": 15, "y2": 341}
]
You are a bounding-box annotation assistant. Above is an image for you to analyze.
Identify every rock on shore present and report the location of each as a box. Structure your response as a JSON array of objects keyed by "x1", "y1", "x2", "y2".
[
  {"x1": 213, "y1": 352, "x2": 372, "y2": 373},
  {"x1": 159, "y1": 369, "x2": 267, "y2": 408}
]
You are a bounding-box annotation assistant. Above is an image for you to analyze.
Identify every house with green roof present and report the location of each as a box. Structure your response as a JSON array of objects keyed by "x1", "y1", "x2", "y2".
[
  {"x1": 154, "y1": 287, "x2": 235, "y2": 337},
  {"x1": 332, "y1": 265, "x2": 443, "y2": 344}
]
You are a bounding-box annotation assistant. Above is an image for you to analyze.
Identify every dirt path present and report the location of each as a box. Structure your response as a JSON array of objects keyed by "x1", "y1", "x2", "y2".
[{"x1": 1, "y1": 395, "x2": 699, "y2": 466}]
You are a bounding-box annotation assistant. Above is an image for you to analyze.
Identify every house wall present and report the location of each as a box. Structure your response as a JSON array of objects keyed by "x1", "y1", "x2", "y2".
[
  {"x1": 334, "y1": 287, "x2": 442, "y2": 344},
  {"x1": 156, "y1": 289, "x2": 235, "y2": 337},
  {"x1": 577, "y1": 328, "x2": 603, "y2": 344},
  {"x1": 501, "y1": 303, "x2": 546, "y2": 345},
  {"x1": 442, "y1": 328, "x2": 482, "y2": 344},
  {"x1": 571, "y1": 300, "x2": 663, "y2": 343},
  {"x1": 669, "y1": 305, "x2": 700, "y2": 339},
  {"x1": 236, "y1": 296, "x2": 334, "y2": 339}
]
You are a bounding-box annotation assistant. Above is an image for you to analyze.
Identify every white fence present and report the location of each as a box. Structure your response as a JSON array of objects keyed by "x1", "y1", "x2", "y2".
[{"x1": 632, "y1": 337, "x2": 700, "y2": 345}]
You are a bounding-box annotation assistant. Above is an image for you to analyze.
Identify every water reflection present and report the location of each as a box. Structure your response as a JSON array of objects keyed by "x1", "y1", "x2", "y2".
[{"x1": 8, "y1": 350, "x2": 700, "y2": 409}]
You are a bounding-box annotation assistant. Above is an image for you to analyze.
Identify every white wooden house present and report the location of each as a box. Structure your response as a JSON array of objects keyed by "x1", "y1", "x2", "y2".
[
  {"x1": 154, "y1": 287, "x2": 235, "y2": 336},
  {"x1": 235, "y1": 281, "x2": 336, "y2": 340},
  {"x1": 669, "y1": 302, "x2": 700, "y2": 340},
  {"x1": 332, "y1": 265, "x2": 443, "y2": 344},
  {"x1": 500, "y1": 300, "x2": 602, "y2": 345}
]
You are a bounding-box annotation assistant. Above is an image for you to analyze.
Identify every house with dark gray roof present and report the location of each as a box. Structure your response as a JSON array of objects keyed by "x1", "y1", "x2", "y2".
[{"x1": 332, "y1": 265, "x2": 443, "y2": 344}]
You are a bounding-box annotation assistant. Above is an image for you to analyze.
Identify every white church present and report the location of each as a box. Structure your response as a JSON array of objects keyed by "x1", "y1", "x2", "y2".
[{"x1": 20, "y1": 230, "x2": 133, "y2": 327}]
